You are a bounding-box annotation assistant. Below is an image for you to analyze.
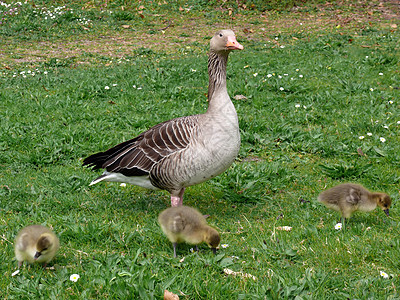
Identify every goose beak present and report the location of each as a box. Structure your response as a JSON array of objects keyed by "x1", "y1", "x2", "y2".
[
  {"x1": 384, "y1": 209, "x2": 389, "y2": 217},
  {"x1": 226, "y1": 36, "x2": 243, "y2": 50},
  {"x1": 34, "y1": 251, "x2": 41, "y2": 259},
  {"x1": 211, "y1": 247, "x2": 217, "y2": 255}
]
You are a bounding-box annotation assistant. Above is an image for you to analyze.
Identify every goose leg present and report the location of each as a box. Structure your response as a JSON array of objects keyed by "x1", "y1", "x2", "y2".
[
  {"x1": 173, "y1": 242, "x2": 177, "y2": 258},
  {"x1": 170, "y1": 188, "x2": 185, "y2": 207}
]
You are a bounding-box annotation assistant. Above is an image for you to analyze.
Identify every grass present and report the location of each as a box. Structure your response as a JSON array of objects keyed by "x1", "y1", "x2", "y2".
[{"x1": 1, "y1": 0, "x2": 400, "y2": 299}]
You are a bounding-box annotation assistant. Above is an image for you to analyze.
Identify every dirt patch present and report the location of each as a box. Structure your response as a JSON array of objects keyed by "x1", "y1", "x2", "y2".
[{"x1": 1, "y1": 0, "x2": 399, "y2": 68}]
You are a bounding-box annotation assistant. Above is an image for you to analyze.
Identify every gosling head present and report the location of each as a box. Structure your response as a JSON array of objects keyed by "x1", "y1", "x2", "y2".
[
  {"x1": 34, "y1": 234, "x2": 54, "y2": 260},
  {"x1": 374, "y1": 193, "x2": 392, "y2": 216},
  {"x1": 204, "y1": 227, "x2": 221, "y2": 254}
]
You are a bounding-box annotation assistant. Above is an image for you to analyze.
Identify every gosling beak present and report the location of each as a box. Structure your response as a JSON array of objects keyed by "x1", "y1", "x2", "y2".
[
  {"x1": 211, "y1": 248, "x2": 217, "y2": 255},
  {"x1": 34, "y1": 251, "x2": 41, "y2": 259},
  {"x1": 226, "y1": 36, "x2": 244, "y2": 50},
  {"x1": 384, "y1": 209, "x2": 390, "y2": 217}
]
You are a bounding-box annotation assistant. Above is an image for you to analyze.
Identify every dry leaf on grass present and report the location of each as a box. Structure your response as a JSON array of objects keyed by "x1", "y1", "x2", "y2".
[
  {"x1": 224, "y1": 268, "x2": 257, "y2": 281},
  {"x1": 276, "y1": 226, "x2": 292, "y2": 231},
  {"x1": 164, "y1": 289, "x2": 179, "y2": 300},
  {"x1": 233, "y1": 94, "x2": 247, "y2": 100}
]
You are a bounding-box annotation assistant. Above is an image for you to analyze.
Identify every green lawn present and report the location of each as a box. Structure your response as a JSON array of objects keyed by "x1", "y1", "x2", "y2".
[{"x1": 1, "y1": 1, "x2": 400, "y2": 299}]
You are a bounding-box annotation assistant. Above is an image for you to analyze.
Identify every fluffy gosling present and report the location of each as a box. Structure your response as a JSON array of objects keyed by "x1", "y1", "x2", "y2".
[
  {"x1": 15, "y1": 225, "x2": 60, "y2": 268},
  {"x1": 158, "y1": 206, "x2": 220, "y2": 257},
  {"x1": 318, "y1": 183, "x2": 391, "y2": 222}
]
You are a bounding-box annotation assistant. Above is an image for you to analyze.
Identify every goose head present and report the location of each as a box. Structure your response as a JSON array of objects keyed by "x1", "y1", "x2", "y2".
[
  {"x1": 204, "y1": 227, "x2": 221, "y2": 254},
  {"x1": 210, "y1": 30, "x2": 243, "y2": 53},
  {"x1": 34, "y1": 233, "x2": 56, "y2": 260},
  {"x1": 374, "y1": 193, "x2": 391, "y2": 216}
]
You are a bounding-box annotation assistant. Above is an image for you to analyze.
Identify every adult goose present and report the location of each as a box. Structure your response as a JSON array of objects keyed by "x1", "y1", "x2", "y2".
[{"x1": 83, "y1": 29, "x2": 243, "y2": 207}]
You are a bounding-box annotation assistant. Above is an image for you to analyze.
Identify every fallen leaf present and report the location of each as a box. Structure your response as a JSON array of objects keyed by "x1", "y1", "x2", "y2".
[
  {"x1": 138, "y1": 5, "x2": 145, "y2": 10},
  {"x1": 164, "y1": 290, "x2": 179, "y2": 300},
  {"x1": 390, "y1": 24, "x2": 397, "y2": 29},
  {"x1": 276, "y1": 226, "x2": 292, "y2": 231},
  {"x1": 243, "y1": 28, "x2": 254, "y2": 34},
  {"x1": 234, "y1": 94, "x2": 247, "y2": 100},
  {"x1": 179, "y1": 7, "x2": 184, "y2": 11},
  {"x1": 224, "y1": 268, "x2": 257, "y2": 280},
  {"x1": 357, "y1": 148, "x2": 365, "y2": 156},
  {"x1": 122, "y1": 25, "x2": 130, "y2": 29}
]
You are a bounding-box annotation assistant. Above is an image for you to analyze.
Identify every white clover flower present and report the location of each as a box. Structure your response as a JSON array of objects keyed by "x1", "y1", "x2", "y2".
[
  {"x1": 267, "y1": 74, "x2": 272, "y2": 78},
  {"x1": 137, "y1": 87, "x2": 142, "y2": 90},
  {"x1": 279, "y1": 87, "x2": 284, "y2": 91},
  {"x1": 221, "y1": 244, "x2": 229, "y2": 248},
  {"x1": 380, "y1": 271, "x2": 389, "y2": 279},
  {"x1": 11, "y1": 270, "x2": 20, "y2": 277},
  {"x1": 296, "y1": 69, "x2": 299, "y2": 72},
  {"x1": 334, "y1": 223, "x2": 342, "y2": 230},
  {"x1": 299, "y1": 75, "x2": 303, "y2": 78},
  {"x1": 366, "y1": 56, "x2": 369, "y2": 58},
  {"x1": 380, "y1": 137, "x2": 386, "y2": 143},
  {"x1": 44, "y1": 71, "x2": 48, "y2": 75},
  {"x1": 120, "y1": 183, "x2": 126, "y2": 187},
  {"x1": 253, "y1": 73, "x2": 258, "y2": 77},
  {"x1": 397, "y1": 121, "x2": 400, "y2": 124},
  {"x1": 280, "y1": 45, "x2": 285, "y2": 48},
  {"x1": 383, "y1": 125, "x2": 389, "y2": 129},
  {"x1": 70, "y1": 274, "x2": 80, "y2": 282},
  {"x1": 359, "y1": 136, "x2": 365, "y2": 140},
  {"x1": 275, "y1": 37, "x2": 278, "y2": 40},
  {"x1": 190, "y1": 68, "x2": 197, "y2": 72},
  {"x1": 105, "y1": 86, "x2": 110, "y2": 90},
  {"x1": 379, "y1": 72, "x2": 383, "y2": 76},
  {"x1": 284, "y1": 73, "x2": 288, "y2": 76},
  {"x1": 295, "y1": 104, "x2": 301, "y2": 108},
  {"x1": 370, "y1": 88, "x2": 374, "y2": 91},
  {"x1": 278, "y1": 75, "x2": 282, "y2": 78},
  {"x1": 367, "y1": 132, "x2": 372, "y2": 136},
  {"x1": 112, "y1": 83, "x2": 117, "y2": 86}
]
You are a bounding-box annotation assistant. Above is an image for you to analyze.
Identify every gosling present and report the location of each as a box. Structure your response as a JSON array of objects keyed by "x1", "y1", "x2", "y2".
[
  {"x1": 158, "y1": 206, "x2": 220, "y2": 257},
  {"x1": 318, "y1": 183, "x2": 391, "y2": 222},
  {"x1": 15, "y1": 225, "x2": 60, "y2": 268}
]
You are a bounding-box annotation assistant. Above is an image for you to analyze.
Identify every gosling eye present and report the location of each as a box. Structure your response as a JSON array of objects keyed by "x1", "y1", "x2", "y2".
[{"x1": 219, "y1": 33, "x2": 223, "y2": 37}]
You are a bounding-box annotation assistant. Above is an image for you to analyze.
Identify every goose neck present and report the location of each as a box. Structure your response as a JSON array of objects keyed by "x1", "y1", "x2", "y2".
[{"x1": 207, "y1": 51, "x2": 228, "y2": 102}]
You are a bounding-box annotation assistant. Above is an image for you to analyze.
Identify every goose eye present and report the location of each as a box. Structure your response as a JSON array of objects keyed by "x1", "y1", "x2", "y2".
[{"x1": 219, "y1": 33, "x2": 223, "y2": 37}]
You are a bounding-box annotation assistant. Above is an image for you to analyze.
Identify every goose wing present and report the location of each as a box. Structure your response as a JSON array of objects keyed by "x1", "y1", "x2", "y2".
[
  {"x1": 347, "y1": 187, "x2": 361, "y2": 205},
  {"x1": 83, "y1": 116, "x2": 199, "y2": 177}
]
